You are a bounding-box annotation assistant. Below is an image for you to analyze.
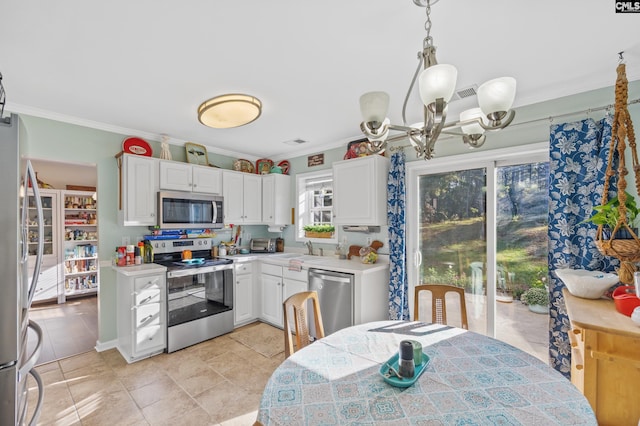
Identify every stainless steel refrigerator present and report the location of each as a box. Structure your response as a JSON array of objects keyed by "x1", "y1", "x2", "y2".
[{"x1": 0, "y1": 114, "x2": 44, "y2": 425}]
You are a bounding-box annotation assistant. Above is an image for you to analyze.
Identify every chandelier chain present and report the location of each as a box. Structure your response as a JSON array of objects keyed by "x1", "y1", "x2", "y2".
[{"x1": 423, "y1": 0, "x2": 433, "y2": 49}]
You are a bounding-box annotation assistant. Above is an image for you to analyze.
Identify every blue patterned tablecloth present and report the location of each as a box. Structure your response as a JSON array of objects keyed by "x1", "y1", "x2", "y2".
[{"x1": 257, "y1": 321, "x2": 596, "y2": 425}]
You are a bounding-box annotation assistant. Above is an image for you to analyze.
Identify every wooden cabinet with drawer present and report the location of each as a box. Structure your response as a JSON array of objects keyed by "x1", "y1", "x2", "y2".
[
  {"x1": 116, "y1": 267, "x2": 167, "y2": 363},
  {"x1": 563, "y1": 289, "x2": 640, "y2": 425}
]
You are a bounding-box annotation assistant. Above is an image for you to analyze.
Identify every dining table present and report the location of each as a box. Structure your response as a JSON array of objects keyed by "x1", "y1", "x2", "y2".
[{"x1": 256, "y1": 320, "x2": 597, "y2": 425}]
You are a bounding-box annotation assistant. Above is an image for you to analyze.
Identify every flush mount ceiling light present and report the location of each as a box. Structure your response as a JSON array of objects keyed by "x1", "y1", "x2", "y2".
[
  {"x1": 198, "y1": 94, "x2": 262, "y2": 129},
  {"x1": 359, "y1": 0, "x2": 516, "y2": 160}
]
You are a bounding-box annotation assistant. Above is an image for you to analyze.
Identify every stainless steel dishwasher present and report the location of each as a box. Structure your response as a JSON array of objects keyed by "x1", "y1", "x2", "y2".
[{"x1": 308, "y1": 268, "x2": 354, "y2": 337}]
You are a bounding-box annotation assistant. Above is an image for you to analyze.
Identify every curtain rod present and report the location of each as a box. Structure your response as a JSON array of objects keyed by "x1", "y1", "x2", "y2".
[{"x1": 388, "y1": 97, "x2": 640, "y2": 152}]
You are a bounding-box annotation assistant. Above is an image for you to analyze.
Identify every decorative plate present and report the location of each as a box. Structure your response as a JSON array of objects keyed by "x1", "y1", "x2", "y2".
[
  {"x1": 185, "y1": 142, "x2": 209, "y2": 166},
  {"x1": 277, "y1": 160, "x2": 290, "y2": 175},
  {"x1": 256, "y1": 158, "x2": 274, "y2": 174},
  {"x1": 122, "y1": 137, "x2": 152, "y2": 156},
  {"x1": 233, "y1": 159, "x2": 255, "y2": 173}
]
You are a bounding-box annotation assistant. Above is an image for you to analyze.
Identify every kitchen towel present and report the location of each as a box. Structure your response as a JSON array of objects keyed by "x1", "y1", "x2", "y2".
[{"x1": 288, "y1": 259, "x2": 303, "y2": 272}]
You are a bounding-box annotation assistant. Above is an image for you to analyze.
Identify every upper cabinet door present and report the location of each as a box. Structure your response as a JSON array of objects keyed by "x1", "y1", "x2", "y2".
[
  {"x1": 222, "y1": 171, "x2": 245, "y2": 223},
  {"x1": 191, "y1": 165, "x2": 222, "y2": 195},
  {"x1": 120, "y1": 155, "x2": 158, "y2": 226},
  {"x1": 159, "y1": 161, "x2": 222, "y2": 195},
  {"x1": 159, "y1": 161, "x2": 192, "y2": 192},
  {"x1": 262, "y1": 174, "x2": 291, "y2": 226},
  {"x1": 242, "y1": 174, "x2": 263, "y2": 223},
  {"x1": 333, "y1": 155, "x2": 389, "y2": 226}
]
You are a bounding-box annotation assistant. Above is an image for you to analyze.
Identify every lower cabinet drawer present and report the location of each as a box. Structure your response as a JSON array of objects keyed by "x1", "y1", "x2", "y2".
[
  {"x1": 134, "y1": 324, "x2": 165, "y2": 354},
  {"x1": 134, "y1": 287, "x2": 161, "y2": 306},
  {"x1": 134, "y1": 302, "x2": 161, "y2": 328},
  {"x1": 261, "y1": 263, "x2": 282, "y2": 276},
  {"x1": 134, "y1": 275, "x2": 162, "y2": 293}
]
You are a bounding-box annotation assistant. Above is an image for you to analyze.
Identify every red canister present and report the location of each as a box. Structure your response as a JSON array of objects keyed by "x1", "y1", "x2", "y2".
[{"x1": 117, "y1": 246, "x2": 127, "y2": 266}]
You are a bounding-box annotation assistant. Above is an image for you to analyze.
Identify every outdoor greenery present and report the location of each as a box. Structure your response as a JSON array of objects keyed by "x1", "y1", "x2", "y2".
[
  {"x1": 418, "y1": 162, "x2": 549, "y2": 301},
  {"x1": 520, "y1": 287, "x2": 550, "y2": 306}
]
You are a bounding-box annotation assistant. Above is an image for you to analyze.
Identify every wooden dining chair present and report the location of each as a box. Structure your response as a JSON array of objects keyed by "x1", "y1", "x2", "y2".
[
  {"x1": 414, "y1": 284, "x2": 469, "y2": 329},
  {"x1": 283, "y1": 291, "x2": 325, "y2": 358}
]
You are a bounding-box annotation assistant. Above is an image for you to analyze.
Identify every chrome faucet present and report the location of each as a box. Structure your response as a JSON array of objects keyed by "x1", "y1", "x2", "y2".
[{"x1": 305, "y1": 240, "x2": 314, "y2": 255}]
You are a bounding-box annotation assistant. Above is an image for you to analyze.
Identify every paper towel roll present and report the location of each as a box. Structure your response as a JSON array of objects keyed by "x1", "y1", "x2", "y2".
[{"x1": 268, "y1": 226, "x2": 285, "y2": 232}]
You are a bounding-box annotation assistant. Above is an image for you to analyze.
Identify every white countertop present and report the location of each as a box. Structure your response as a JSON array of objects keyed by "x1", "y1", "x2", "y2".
[
  {"x1": 112, "y1": 263, "x2": 167, "y2": 276},
  {"x1": 220, "y1": 252, "x2": 389, "y2": 274}
]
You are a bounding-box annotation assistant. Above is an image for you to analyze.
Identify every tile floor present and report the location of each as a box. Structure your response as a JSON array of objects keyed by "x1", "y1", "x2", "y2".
[
  {"x1": 28, "y1": 322, "x2": 282, "y2": 425},
  {"x1": 29, "y1": 296, "x2": 99, "y2": 365}
]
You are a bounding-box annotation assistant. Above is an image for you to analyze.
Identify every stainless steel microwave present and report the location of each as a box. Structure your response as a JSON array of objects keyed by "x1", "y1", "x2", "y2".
[{"x1": 157, "y1": 191, "x2": 224, "y2": 229}]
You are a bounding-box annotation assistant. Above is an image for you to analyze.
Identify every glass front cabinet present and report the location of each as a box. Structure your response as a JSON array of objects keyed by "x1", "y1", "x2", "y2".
[{"x1": 28, "y1": 188, "x2": 99, "y2": 304}]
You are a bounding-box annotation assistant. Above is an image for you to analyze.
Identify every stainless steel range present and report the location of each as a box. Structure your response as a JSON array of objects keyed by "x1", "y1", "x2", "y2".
[{"x1": 151, "y1": 238, "x2": 234, "y2": 352}]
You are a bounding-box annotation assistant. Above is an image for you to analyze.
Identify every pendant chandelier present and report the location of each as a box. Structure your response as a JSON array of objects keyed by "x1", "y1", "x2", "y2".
[{"x1": 359, "y1": 0, "x2": 517, "y2": 160}]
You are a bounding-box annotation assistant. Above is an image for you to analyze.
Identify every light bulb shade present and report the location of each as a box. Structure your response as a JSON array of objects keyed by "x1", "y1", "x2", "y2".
[
  {"x1": 198, "y1": 94, "x2": 262, "y2": 128},
  {"x1": 359, "y1": 91, "x2": 390, "y2": 124},
  {"x1": 477, "y1": 77, "x2": 516, "y2": 117},
  {"x1": 418, "y1": 64, "x2": 457, "y2": 106},
  {"x1": 460, "y1": 108, "x2": 486, "y2": 135}
]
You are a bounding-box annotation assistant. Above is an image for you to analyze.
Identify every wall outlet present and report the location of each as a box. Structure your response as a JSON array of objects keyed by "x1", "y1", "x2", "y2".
[
  {"x1": 122, "y1": 236, "x2": 130, "y2": 246},
  {"x1": 366, "y1": 237, "x2": 372, "y2": 246}
]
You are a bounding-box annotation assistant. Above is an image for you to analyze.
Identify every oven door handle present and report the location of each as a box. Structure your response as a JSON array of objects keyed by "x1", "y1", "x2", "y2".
[{"x1": 167, "y1": 264, "x2": 232, "y2": 278}]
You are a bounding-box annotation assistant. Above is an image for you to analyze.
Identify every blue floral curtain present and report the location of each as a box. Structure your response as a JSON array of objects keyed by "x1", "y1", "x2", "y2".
[
  {"x1": 388, "y1": 151, "x2": 409, "y2": 320},
  {"x1": 548, "y1": 115, "x2": 616, "y2": 378}
]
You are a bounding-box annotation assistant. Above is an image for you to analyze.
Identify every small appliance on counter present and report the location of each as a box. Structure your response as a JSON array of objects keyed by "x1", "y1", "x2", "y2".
[{"x1": 250, "y1": 238, "x2": 276, "y2": 253}]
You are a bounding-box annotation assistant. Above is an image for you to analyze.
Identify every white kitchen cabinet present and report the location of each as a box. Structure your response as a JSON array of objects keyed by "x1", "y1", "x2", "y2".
[
  {"x1": 259, "y1": 262, "x2": 309, "y2": 329},
  {"x1": 27, "y1": 189, "x2": 62, "y2": 304},
  {"x1": 222, "y1": 170, "x2": 262, "y2": 224},
  {"x1": 118, "y1": 154, "x2": 159, "y2": 226},
  {"x1": 262, "y1": 173, "x2": 291, "y2": 226},
  {"x1": 333, "y1": 154, "x2": 389, "y2": 226},
  {"x1": 30, "y1": 260, "x2": 62, "y2": 304},
  {"x1": 234, "y1": 261, "x2": 255, "y2": 326},
  {"x1": 159, "y1": 160, "x2": 222, "y2": 195},
  {"x1": 261, "y1": 271, "x2": 283, "y2": 327},
  {"x1": 116, "y1": 267, "x2": 167, "y2": 363}
]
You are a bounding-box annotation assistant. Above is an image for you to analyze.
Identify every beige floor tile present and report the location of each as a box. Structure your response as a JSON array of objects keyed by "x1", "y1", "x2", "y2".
[
  {"x1": 220, "y1": 410, "x2": 259, "y2": 426},
  {"x1": 66, "y1": 371, "x2": 127, "y2": 403},
  {"x1": 166, "y1": 362, "x2": 226, "y2": 397},
  {"x1": 58, "y1": 350, "x2": 109, "y2": 377},
  {"x1": 195, "y1": 385, "x2": 262, "y2": 424},
  {"x1": 147, "y1": 405, "x2": 214, "y2": 426},
  {"x1": 100, "y1": 348, "x2": 129, "y2": 369},
  {"x1": 221, "y1": 364, "x2": 273, "y2": 394},
  {"x1": 28, "y1": 374, "x2": 80, "y2": 426},
  {"x1": 129, "y1": 374, "x2": 182, "y2": 409},
  {"x1": 140, "y1": 385, "x2": 200, "y2": 424},
  {"x1": 75, "y1": 389, "x2": 145, "y2": 426},
  {"x1": 115, "y1": 358, "x2": 171, "y2": 391}
]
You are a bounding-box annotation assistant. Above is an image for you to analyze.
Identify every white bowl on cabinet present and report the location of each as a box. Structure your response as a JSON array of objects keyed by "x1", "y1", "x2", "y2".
[{"x1": 554, "y1": 268, "x2": 619, "y2": 299}]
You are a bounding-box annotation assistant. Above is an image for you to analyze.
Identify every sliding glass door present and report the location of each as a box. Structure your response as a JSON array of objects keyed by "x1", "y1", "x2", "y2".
[{"x1": 406, "y1": 144, "x2": 549, "y2": 360}]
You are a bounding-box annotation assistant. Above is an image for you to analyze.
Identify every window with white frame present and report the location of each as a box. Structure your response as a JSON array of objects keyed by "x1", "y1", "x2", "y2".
[{"x1": 296, "y1": 170, "x2": 336, "y2": 242}]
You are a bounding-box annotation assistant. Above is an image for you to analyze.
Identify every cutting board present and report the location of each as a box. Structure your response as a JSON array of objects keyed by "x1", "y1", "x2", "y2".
[{"x1": 348, "y1": 240, "x2": 383, "y2": 259}]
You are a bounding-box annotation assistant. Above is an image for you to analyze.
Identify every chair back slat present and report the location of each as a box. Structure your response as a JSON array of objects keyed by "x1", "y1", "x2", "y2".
[
  {"x1": 414, "y1": 284, "x2": 468, "y2": 329},
  {"x1": 283, "y1": 291, "x2": 325, "y2": 358}
]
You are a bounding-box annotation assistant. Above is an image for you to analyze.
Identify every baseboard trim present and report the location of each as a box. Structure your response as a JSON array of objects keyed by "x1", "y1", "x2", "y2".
[{"x1": 95, "y1": 339, "x2": 117, "y2": 352}]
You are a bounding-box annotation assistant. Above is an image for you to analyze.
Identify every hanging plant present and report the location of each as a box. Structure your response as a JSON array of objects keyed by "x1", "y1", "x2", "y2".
[{"x1": 594, "y1": 61, "x2": 640, "y2": 284}]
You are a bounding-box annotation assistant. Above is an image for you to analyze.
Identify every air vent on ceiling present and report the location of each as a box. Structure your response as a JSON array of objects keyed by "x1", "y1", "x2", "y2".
[
  {"x1": 283, "y1": 138, "x2": 308, "y2": 146},
  {"x1": 451, "y1": 85, "x2": 478, "y2": 101}
]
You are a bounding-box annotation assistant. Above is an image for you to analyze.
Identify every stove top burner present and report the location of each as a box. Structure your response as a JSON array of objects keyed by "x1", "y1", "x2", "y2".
[{"x1": 169, "y1": 258, "x2": 232, "y2": 268}]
